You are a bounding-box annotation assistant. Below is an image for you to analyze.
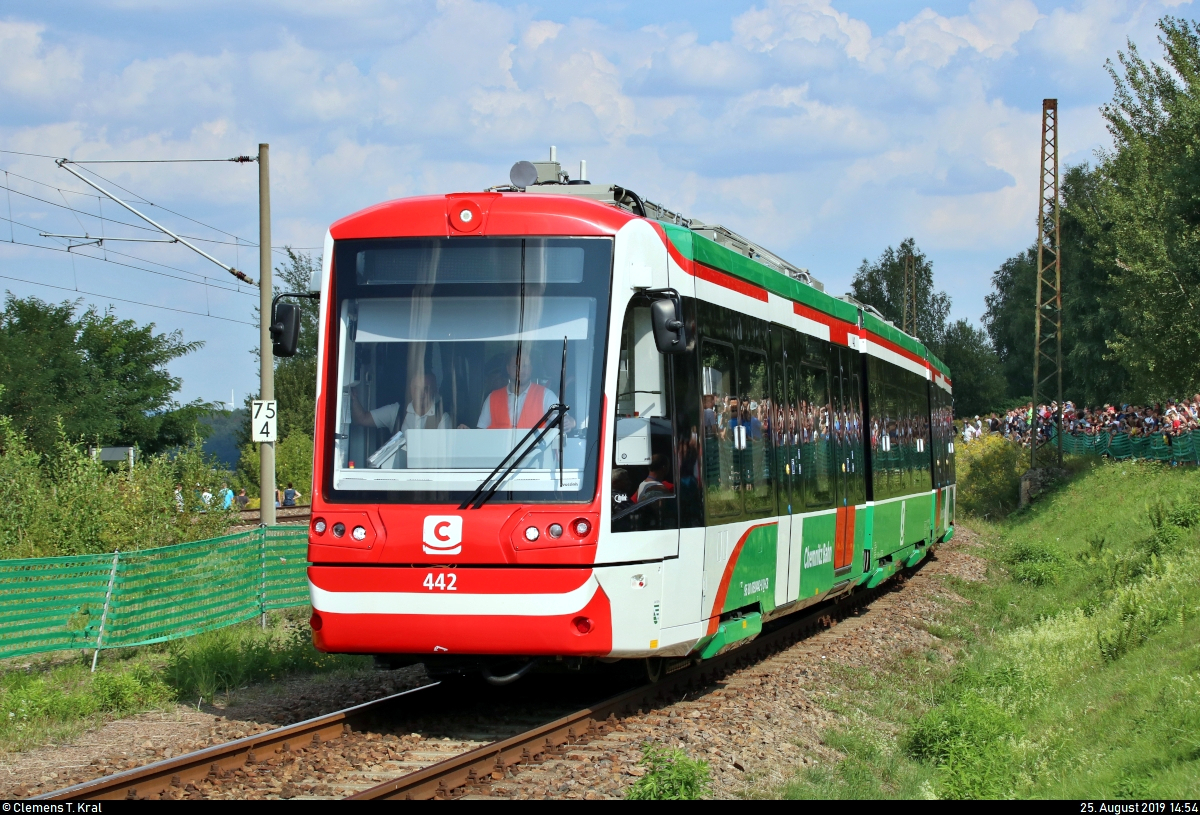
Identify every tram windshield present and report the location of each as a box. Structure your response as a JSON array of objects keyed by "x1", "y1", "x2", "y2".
[{"x1": 329, "y1": 237, "x2": 612, "y2": 503}]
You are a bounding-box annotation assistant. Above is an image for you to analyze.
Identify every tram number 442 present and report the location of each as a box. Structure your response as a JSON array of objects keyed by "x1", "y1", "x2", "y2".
[{"x1": 423, "y1": 572, "x2": 457, "y2": 591}]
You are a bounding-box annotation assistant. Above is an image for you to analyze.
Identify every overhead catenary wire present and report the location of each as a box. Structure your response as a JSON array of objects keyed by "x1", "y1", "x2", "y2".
[
  {"x1": 1, "y1": 173, "x2": 314, "y2": 252},
  {"x1": 0, "y1": 272, "x2": 255, "y2": 326},
  {"x1": 4, "y1": 171, "x2": 11, "y2": 243},
  {"x1": 1, "y1": 162, "x2": 314, "y2": 255},
  {"x1": 56, "y1": 159, "x2": 255, "y2": 285},
  {"x1": 0, "y1": 220, "x2": 255, "y2": 297},
  {"x1": 2, "y1": 202, "x2": 249, "y2": 288}
]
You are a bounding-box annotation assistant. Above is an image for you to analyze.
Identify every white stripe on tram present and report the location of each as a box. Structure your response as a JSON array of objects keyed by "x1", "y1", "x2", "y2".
[{"x1": 309, "y1": 575, "x2": 600, "y2": 617}]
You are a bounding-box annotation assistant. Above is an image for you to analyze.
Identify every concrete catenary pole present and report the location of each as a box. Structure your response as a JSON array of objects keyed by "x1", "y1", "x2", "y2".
[{"x1": 259, "y1": 143, "x2": 275, "y2": 526}]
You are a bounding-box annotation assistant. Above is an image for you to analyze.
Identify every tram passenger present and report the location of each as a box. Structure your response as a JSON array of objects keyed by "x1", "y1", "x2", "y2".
[
  {"x1": 634, "y1": 454, "x2": 674, "y2": 503},
  {"x1": 351, "y1": 371, "x2": 450, "y2": 433},
  {"x1": 467, "y1": 348, "x2": 575, "y2": 432}
]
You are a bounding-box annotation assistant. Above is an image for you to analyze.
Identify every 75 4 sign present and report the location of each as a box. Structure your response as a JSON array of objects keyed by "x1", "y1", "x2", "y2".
[{"x1": 251, "y1": 400, "x2": 278, "y2": 443}]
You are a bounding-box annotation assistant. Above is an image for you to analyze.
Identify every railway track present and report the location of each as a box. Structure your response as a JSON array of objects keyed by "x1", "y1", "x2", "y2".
[
  {"x1": 237, "y1": 506, "x2": 311, "y2": 525},
  {"x1": 37, "y1": 561, "x2": 923, "y2": 801}
]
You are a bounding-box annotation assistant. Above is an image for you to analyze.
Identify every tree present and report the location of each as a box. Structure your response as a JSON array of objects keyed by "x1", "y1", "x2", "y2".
[
  {"x1": 1090, "y1": 17, "x2": 1200, "y2": 397},
  {"x1": 850, "y1": 238, "x2": 952, "y2": 353},
  {"x1": 939, "y1": 319, "x2": 1007, "y2": 417},
  {"x1": 0, "y1": 294, "x2": 207, "y2": 455},
  {"x1": 982, "y1": 246, "x2": 1036, "y2": 403}
]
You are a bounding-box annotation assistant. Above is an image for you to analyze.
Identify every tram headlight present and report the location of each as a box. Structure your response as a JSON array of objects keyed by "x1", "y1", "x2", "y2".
[
  {"x1": 573, "y1": 519, "x2": 591, "y2": 537},
  {"x1": 332, "y1": 522, "x2": 346, "y2": 538},
  {"x1": 548, "y1": 523, "x2": 563, "y2": 538},
  {"x1": 313, "y1": 518, "x2": 326, "y2": 534},
  {"x1": 524, "y1": 526, "x2": 540, "y2": 542},
  {"x1": 352, "y1": 526, "x2": 367, "y2": 541}
]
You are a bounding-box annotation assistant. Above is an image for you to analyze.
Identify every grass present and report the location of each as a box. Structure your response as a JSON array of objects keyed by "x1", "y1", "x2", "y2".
[
  {"x1": 778, "y1": 458, "x2": 1200, "y2": 799},
  {"x1": 0, "y1": 610, "x2": 370, "y2": 754},
  {"x1": 626, "y1": 743, "x2": 713, "y2": 800}
]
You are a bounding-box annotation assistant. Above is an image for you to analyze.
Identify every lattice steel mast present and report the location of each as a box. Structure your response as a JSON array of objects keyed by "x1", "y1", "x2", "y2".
[
  {"x1": 902, "y1": 252, "x2": 918, "y2": 337},
  {"x1": 1031, "y1": 99, "x2": 1063, "y2": 468}
]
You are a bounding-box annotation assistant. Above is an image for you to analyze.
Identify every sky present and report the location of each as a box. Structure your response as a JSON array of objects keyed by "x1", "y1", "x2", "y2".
[{"x1": 0, "y1": 0, "x2": 1192, "y2": 406}]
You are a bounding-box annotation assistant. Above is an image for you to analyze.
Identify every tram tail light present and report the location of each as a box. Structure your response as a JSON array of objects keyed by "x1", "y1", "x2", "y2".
[
  {"x1": 310, "y1": 612, "x2": 323, "y2": 631},
  {"x1": 572, "y1": 616, "x2": 592, "y2": 635},
  {"x1": 572, "y1": 519, "x2": 591, "y2": 537}
]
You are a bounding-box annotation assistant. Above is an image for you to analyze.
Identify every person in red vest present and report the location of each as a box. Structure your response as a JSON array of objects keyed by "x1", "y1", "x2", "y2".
[{"x1": 467, "y1": 347, "x2": 574, "y2": 431}]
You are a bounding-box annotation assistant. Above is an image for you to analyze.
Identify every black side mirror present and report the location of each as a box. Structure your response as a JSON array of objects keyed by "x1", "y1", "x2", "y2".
[
  {"x1": 650, "y1": 297, "x2": 687, "y2": 354},
  {"x1": 271, "y1": 302, "x2": 300, "y2": 358}
]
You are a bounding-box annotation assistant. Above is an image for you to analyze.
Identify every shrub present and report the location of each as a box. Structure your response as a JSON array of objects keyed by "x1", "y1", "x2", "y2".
[
  {"x1": 957, "y1": 434, "x2": 1024, "y2": 518},
  {"x1": 626, "y1": 743, "x2": 712, "y2": 800},
  {"x1": 907, "y1": 693, "x2": 1016, "y2": 799},
  {"x1": 91, "y1": 665, "x2": 171, "y2": 714},
  {"x1": 0, "y1": 413, "x2": 235, "y2": 558},
  {"x1": 0, "y1": 661, "x2": 172, "y2": 751},
  {"x1": 1005, "y1": 539, "x2": 1065, "y2": 586}
]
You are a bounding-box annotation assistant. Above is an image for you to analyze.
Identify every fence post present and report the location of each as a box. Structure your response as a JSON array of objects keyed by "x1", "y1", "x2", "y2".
[
  {"x1": 91, "y1": 549, "x2": 120, "y2": 673},
  {"x1": 260, "y1": 525, "x2": 268, "y2": 630}
]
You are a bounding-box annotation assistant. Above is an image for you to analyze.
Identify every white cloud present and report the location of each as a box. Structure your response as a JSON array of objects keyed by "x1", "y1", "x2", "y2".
[
  {"x1": 0, "y1": 20, "x2": 83, "y2": 99},
  {"x1": 733, "y1": 0, "x2": 873, "y2": 61},
  {"x1": 892, "y1": 0, "x2": 1041, "y2": 68}
]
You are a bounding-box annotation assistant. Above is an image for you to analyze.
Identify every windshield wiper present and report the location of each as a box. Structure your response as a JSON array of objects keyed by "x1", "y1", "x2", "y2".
[
  {"x1": 458, "y1": 403, "x2": 568, "y2": 510},
  {"x1": 460, "y1": 337, "x2": 572, "y2": 510}
]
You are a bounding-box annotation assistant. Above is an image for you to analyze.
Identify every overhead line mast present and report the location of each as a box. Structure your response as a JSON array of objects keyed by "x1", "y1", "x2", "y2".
[
  {"x1": 902, "y1": 252, "x2": 918, "y2": 337},
  {"x1": 1031, "y1": 98, "x2": 1064, "y2": 468}
]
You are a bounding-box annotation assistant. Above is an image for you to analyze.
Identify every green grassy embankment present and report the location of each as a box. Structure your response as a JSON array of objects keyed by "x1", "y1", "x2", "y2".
[
  {"x1": 781, "y1": 458, "x2": 1200, "y2": 799},
  {"x1": 0, "y1": 610, "x2": 368, "y2": 754}
]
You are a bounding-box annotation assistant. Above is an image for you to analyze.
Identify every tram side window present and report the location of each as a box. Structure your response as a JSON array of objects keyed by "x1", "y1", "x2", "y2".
[
  {"x1": 770, "y1": 338, "x2": 790, "y2": 517},
  {"x1": 915, "y1": 375, "x2": 933, "y2": 491},
  {"x1": 866, "y1": 356, "x2": 884, "y2": 500},
  {"x1": 847, "y1": 351, "x2": 866, "y2": 507},
  {"x1": 701, "y1": 341, "x2": 739, "y2": 520},
  {"x1": 800, "y1": 361, "x2": 834, "y2": 510},
  {"x1": 611, "y1": 301, "x2": 676, "y2": 531},
  {"x1": 930, "y1": 385, "x2": 943, "y2": 488},
  {"x1": 739, "y1": 348, "x2": 774, "y2": 518},
  {"x1": 783, "y1": 343, "x2": 803, "y2": 514}
]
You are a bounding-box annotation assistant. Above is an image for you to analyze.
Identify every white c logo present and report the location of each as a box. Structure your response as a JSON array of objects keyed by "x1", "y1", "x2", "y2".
[{"x1": 422, "y1": 516, "x2": 463, "y2": 555}]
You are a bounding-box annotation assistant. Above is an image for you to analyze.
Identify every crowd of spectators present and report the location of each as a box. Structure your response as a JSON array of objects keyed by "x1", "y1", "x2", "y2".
[{"x1": 959, "y1": 396, "x2": 1200, "y2": 446}]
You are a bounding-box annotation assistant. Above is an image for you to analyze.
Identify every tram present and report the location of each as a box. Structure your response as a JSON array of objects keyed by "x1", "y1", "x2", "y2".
[{"x1": 278, "y1": 152, "x2": 955, "y2": 679}]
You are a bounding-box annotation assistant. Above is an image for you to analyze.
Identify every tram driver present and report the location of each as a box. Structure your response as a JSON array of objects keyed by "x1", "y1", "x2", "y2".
[{"x1": 460, "y1": 347, "x2": 576, "y2": 433}]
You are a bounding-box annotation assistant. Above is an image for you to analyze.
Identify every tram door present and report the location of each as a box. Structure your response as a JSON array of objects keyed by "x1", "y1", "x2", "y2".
[{"x1": 830, "y1": 347, "x2": 855, "y2": 573}]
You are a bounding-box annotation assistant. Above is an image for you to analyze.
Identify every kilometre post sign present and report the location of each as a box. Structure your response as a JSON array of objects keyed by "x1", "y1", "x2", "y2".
[{"x1": 251, "y1": 400, "x2": 277, "y2": 442}]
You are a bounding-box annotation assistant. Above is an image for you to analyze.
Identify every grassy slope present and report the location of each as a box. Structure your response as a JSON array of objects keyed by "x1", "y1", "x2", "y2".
[{"x1": 781, "y1": 459, "x2": 1200, "y2": 799}]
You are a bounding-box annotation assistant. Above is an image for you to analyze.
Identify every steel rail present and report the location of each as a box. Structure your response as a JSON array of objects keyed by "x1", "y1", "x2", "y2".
[
  {"x1": 350, "y1": 568, "x2": 916, "y2": 800},
  {"x1": 36, "y1": 682, "x2": 441, "y2": 801}
]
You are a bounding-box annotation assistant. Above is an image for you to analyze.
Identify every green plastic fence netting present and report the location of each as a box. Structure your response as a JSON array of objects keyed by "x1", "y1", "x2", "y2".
[
  {"x1": 0, "y1": 526, "x2": 309, "y2": 660},
  {"x1": 1047, "y1": 430, "x2": 1200, "y2": 465}
]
